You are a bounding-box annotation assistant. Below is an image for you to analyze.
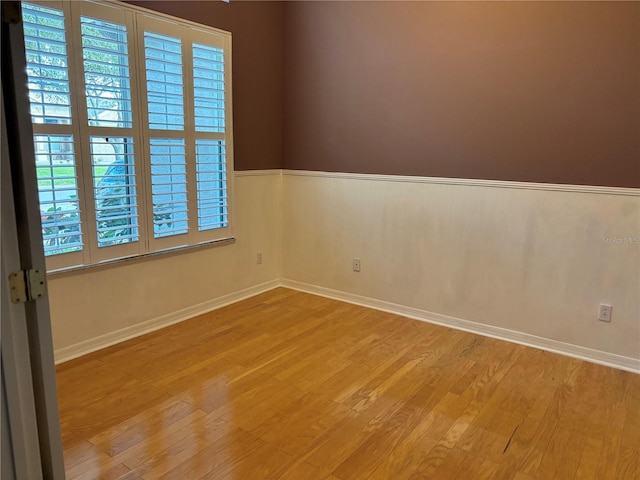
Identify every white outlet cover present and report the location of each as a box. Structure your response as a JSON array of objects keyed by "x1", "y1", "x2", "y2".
[{"x1": 599, "y1": 304, "x2": 612, "y2": 322}]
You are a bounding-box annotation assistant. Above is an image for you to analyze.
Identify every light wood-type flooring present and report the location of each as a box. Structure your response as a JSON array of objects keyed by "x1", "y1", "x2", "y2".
[{"x1": 56, "y1": 288, "x2": 640, "y2": 479}]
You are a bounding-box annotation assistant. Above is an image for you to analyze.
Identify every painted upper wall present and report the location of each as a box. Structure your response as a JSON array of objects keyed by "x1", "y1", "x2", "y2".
[
  {"x1": 125, "y1": 0, "x2": 284, "y2": 170},
  {"x1": 283, "y1": 1, "x2": 640, "y2": 188}
]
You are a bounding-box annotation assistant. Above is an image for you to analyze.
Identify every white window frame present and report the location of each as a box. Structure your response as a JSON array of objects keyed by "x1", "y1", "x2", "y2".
[{"x1": 23, "y1": 0, "x2": 235, "y2": 272}]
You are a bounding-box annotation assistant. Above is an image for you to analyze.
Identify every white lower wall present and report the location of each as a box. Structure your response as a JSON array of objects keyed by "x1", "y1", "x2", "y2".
[
  {"x1": 282, "y1": 171, "x2": 640, "y2": 366},
  {"x1": 49, "y1": 172, "x2": 282, "y2": 361}
]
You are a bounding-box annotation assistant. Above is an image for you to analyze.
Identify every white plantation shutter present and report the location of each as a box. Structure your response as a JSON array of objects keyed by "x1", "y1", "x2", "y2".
[
  {"x1": 80, "y1": 16, "x2": 133, "y2": 128},
  {"x1": 33, "y1": 134, "x2": 83, "y2": 255},
  {"x1": 189, "y1": 30, "x2": 233, "y2": 244},
  {"x1": 138, "y1": 16, "x2": 189, "y2": 250},
  {"x1": 21, "y1": 0, "x2": 233, "y2": 270},
  {"x1": 23, "y1": 1, "x2": 88, "y2": 270},
  {"x1": 140, "y1": 22, "x2": 193, "y2": 250},
  {"x1": 89, "y1": 136, "x2": 139, "y2": 247},
  {"x1": 193, "y1": 43, "x2": 225, "y2": 133},
  {"x1": 22, "y1": 2, "x2": 73, "y2": 124},
  {"x1": 74, "y1": 1, "x2": 145, "y2": 263},
  {"x1": 144, "y1": 32, "x2": 184, "y2": 131},
  {"x1": 150, "y1": 138, "x2": 188, "y2": 239},
  {"x1": 196, "y1": 140, "x2": 228, "y2": 231},
  {"x1": 139, "y1": 17, "x2": 233, "y2": 250}
]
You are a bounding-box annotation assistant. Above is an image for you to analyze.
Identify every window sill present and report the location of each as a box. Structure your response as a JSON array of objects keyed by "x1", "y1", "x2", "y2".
[{"x1": 47, "y1": 237, "x2": 236, "y2": 278}]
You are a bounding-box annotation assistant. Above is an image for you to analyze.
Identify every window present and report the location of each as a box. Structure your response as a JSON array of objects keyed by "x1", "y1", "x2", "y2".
[{"x1": 22, "y1": 0, "x2": 234, "y2": 271}]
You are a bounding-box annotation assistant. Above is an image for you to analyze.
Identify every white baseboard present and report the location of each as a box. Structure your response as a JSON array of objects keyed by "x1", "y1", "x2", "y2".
[
  {"x1": 54, "y1": 279, "x2": 280, "y2": 364},
  {"x1": 280, "y1": 279, "x2": 640, "y2": 374}
]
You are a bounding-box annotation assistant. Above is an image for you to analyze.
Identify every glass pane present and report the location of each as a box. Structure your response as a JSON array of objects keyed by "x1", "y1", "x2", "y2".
[
  {"x1": 90, "y1": 136, "x2": 139, "y2": 247},
  {"x1": 192, "y1": 43, "x2": 225, "y2": 133},
  {"x1": 150, "y1": 138, "x2": 188, "y2": 238},
  {"x1": 81, "y1": 17, "x2": 133, "y2": 128},
  {"x1": 195, "y1": 140, "x2": 228, "y2": 231},
  {"x1": 22, "y1": 3, "x2": 72, "y2": 125},
  {"x1": 33, "y1": 135, "x2": 83, "y2": 255},
  {"x1": 145, "y1": 32, "x2": 184, "y2": 130}
]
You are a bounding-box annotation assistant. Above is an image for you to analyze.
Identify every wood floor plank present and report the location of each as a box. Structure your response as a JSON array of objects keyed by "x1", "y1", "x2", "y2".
[
  {"x1": 535, "y1": 426, "x2": 570, "y2": 479},
  {"x1": 55, "y1": 288, "x2": 640, "y2": 480},
  {"x1": 594, "y1": 385, "x2": 628, "y2": 480},
  {"x1": 614, "y1": 448, "x2": 638, "y2": 480},
  {"x1": 252, "y1": 393, "x2": 351, "y2": 456},
  {"x1": 116, "y1": 410, "x2": 225, "y2": 476},
  {"x1": 277, "y1": 461, "x2": 324, "y2": 480},
  {"x1": 513, "y1": 472, "x2": 536, "y2": 480},
  {"x1": 428, "y1": 446, "x2": 468, "y2": 479},
  {"x1": 89, "y1": 399, "x2": 193, "y2": 457},
  {"x1": 199, "y1": 440, "x2": 295, "y2": 480},
  {"x1": 553, "y1": 431, "x2": 586, "y2": 480},
  {"x1": 574, "y1": 436, "x2": 604, "y2": 480},
  {"x1": 65, "y1": 450, "x2": 130, "y2": 480},
  {"x1": 154, "y1": 428, "x2": 264, "y2": 480}
]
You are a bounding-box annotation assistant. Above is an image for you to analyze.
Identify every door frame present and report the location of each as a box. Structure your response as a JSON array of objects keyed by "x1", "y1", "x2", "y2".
[
  {"x1": 1, "y1": 2, "x2": 66, "y2": 478},
  {"x1": 2, "y1": 72, "x2": 44, "y2": 480}
]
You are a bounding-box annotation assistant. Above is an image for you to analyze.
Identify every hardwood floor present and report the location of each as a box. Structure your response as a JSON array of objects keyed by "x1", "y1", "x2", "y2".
[{"x1": 56, "y1": 288, "x2": 639, "y2": 479}]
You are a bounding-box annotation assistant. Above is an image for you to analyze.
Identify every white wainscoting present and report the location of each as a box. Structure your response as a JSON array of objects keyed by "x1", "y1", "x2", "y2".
[{"x1": 282, "y1": 170, "x2": 640, "y2": 372}]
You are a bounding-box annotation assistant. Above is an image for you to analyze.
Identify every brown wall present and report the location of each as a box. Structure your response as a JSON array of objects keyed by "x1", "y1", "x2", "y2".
[
  {"x1": 126, "y1": 0, "x2": 284, "y2": 171},
  {"x1": 283, "y1": 1, "x2": 640, "y2": 187}
]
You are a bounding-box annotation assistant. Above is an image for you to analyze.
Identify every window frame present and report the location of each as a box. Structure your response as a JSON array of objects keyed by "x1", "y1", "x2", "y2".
[{"x1": 22, "y1": 0, "x2": 235, "y2": 272}]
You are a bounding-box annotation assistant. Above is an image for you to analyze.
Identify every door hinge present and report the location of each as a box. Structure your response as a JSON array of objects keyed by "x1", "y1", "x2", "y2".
[{"x1": 8, "y1": 269, "x2": 47, "y2": 303}]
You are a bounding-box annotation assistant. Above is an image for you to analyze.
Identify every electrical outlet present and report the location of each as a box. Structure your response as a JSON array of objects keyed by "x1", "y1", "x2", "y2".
[
  {"x1": 598, "y1": 304, "x2": 612, "y2": 322},
  {"x1": 256, "y1": 253, "x2": 263, "y2": 265},
  {"x1": 353, "y1": 258, "x2": 361, "y2": 272}
]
